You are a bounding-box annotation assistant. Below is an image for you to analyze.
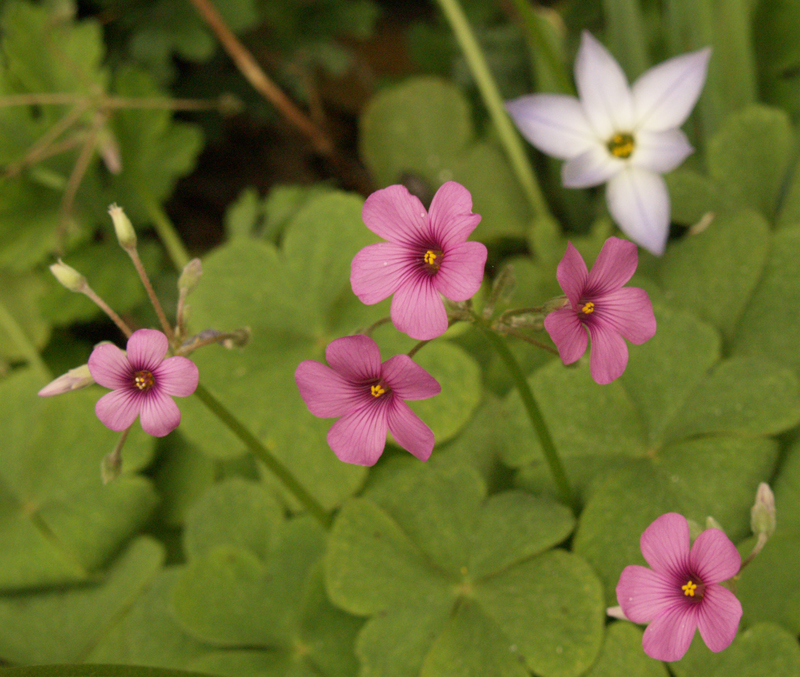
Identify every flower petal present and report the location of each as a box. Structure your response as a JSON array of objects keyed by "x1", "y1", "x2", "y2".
[
  {"x1": 381, "y1": 355, "x2": 441, "y2": 401},
  {"x1": 428, "y1": 181, "x2": 482, "y2": 248},
  {"x1": 387, "y1": 398, "x2": 435, "y2": 461},
  {"x1": 362, "y1": 184, "x2": 428, "y2": 245},
  {"x1": 631, "y1": 129, "x2": 694, "y2": 173},
  {"x1": 616, "y1": 565, "x2": 675, "y2": 623},
  {"x1": 642, "y1": 603, "x2": 698, "y2": 662},
  {"x1": 390, "y1": 277, "x2": 447, "y2": 340},
  {"x1": 434, "y1": 241, "x2": 487, "y2": 301},
  {"x1": 327, "y1": 402, "x2": 389, "y2": 466},
  {"x1": 140, "y1": 389, "x2": 181, "y2": 437},
  {"x1": 596, "y1": 288, "x2": 656, "y2": 345},
  {"x1": 544, "y1": 308, "x2": 588, "y2": 365},
  {"x1": 88, "y1": 343, "x2": 132, "y2": 390},
  {"x1": 95, "y1": 388, "x2": 141, "y2": 432},
  {"x1": 689, "y1": 529, "x2": 741, "y2": 584},
  {"x1": 696, "y1": 584, "x2": 742, "y2": 653},
  {"x1": 325, "y1": 335, "x2": 382, "y2": 383},
  {"x1": 295, "y1": 360, "x2": 365, "y2": 418},
  {"x1": 351, "y1": 242, "x2": 410, "y2": 305},
  {"x1": 640, "y1": 513, "x2": 691, "y2": 577},
  {"x1": 632, "y1": 47, "x2": 712, "y2": 131},
  {"x1": 126, "y1": 329, "x2": 168, "y2": 372},
  {"x1": 153, "y1": 356, "x2": 199, "y2": 397},
  {"x1": 586, "y1": 236, "x2": 638, "y2": 294},
  {"x1": 562, "y1": 144, "x2": 624, "y2": 188},
  {"x1": 575, "y1": 31, "x2": 635, "y2": 139},
  {"x1": 606, "y1": 167, "x2": 670, "y2": 256},
  {"x1": 555, "y1": 242, "x2": 589, "y2": 307},
  {"x1": 587, "y1": 321, "x2": 629, "y2": 384},
  {"x1": 506, "y1": 94, "x2": 597, "y2": 159}
]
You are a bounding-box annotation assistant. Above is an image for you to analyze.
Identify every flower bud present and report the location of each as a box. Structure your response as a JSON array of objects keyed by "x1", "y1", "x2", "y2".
[
  {"x1": 50, "y1": 259, "x2": 87, "y2": 292},
  {"x1": 751, "y1": 482, "x2": 776, "y2": 538},
  {"x1": 687, "y1": 519, "x2": 703, "y2": 540},
  {"x1": 108, "y1": 203, "x2": 136, "y2": 250},
  {"x1": 543, "y1": 295, "x2": 570, "y2": 313},
  {"x1": 705, "y1": 516, "x2": 723, "y2": 531},
  {"x1": 38, "y1": 364, "x2": 94, "y2": 397},
  {"x1": 178, "y1": 258, "x2": 203, "y2": 296}
]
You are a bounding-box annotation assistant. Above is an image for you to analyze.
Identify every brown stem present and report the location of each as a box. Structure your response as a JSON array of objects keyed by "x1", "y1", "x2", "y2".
[
  {"x1": 499, "y1": 326, "x2": 559, "y2": 354},
  {"x1": 82, "y1": 286, "x2": 133, "y2": 338},
  {"x1": 363, "y1": 316, "x2": 391, "y2": 338},
  {"x1": 0, "y1": 93, "x2": 227, "y2": 111},
  {"x1": 126, "y1": 248, "x2": 176, "y2": 345}
]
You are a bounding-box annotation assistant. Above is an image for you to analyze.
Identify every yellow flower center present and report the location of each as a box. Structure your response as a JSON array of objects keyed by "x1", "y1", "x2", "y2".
[
  {"x1": 682, "y1": 580, "x2": 698, "y2": 597},
  {"x1": 581, "y1": 301, "x2": 595, "y2": 314},
  {"x1": 371, "y1": 384, "x2": 386, "y2": 398},
  {"x1": 134, "y1": 370, "x2": 155, "y2": 392},
  {"x1": 607, "y1": 132, "x2": 635, "y2": 159},
  {"x1": 424, "y1": 250, "x2": 438, "y2": 267}
]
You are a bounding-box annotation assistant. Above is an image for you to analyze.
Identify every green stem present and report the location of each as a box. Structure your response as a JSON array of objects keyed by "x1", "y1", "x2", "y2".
[
  {"x1": 477, "y1": 322, "x2": 577, "y2": 514},
  {"x1": 193, "y1": 383, "x2": 332, "y2": 529},
  {"x1": 435, "y1": 0, "x2": 551, "y2": 221},
  {"x1": 0, "y1": 296, "x2": 51, "y2": 381},
  {"x1": 138, "y1": 188, "x2": 191, "y2": 270}
]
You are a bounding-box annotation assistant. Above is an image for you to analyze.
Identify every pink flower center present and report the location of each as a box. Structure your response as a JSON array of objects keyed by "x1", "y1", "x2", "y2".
[
  {"x1": 422, "y1": 248, "x2": 443, "y2": 275},
  {"x1": 134, "y1": 370, "x2": 155, "y2": 392}
]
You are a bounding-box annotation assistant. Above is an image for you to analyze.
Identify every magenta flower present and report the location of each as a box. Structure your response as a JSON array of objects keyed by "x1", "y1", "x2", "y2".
[
  {"x1": 616, "y1": 513, "x2": 743, "y2": 662},
  {"x1": 295, "y1": 335, "x2": 441, "y2": 466},
  {"x1": 351, "y1": 181, "x2": 488, "y2": 340},
  {"x1": 88, "y1": 329, "x2": 199, "y2": 437},
  {"x1": 544, "y1": 236, "x2": 656, "y2": 384}
]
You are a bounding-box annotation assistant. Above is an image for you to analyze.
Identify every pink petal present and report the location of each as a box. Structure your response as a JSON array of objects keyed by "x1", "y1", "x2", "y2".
[
  {"x1": 381, "y1": 355, "x2": 441, "y2": 401},
  {"x1": 639, "y1": 513, "x2": 691, "y2": 577},
  {"x1": 606, "y1": 167, "x2": 670, "y2": 256},
  {"x1": 95, "y1": 388, "x2": 141, "y2": 432},
  {"x1": 586, "y1": 236, "x2": 639, "y2": 294},
  {"x1": 616, "y1": 565, "x2": 675, "y2": 623},
  {"x1": 362, "y1": 185, "x2": 427, "y2": 246},
  {"x1": 88, "y1": 343, "x2": 132, "y2": 390},
  {"x1": 325, "y1": 335, "x2": 382, "y2": 383},
  {"x1": 295, "y1": 360, "x2": 365, "y2": 418},
  {"x1": 390, "y1": 277, "x2": 447, "y2": 341},
  {"x1": 126, "y1": 329, "x2": 169, "y2": 372},
  {"x1": 595, "y1": 288, "x2": 656, "y2": 345},
  {"x1": 555, "y1": 242, "x2": 589, "y2": 307},
  {"x1": 387, "y1": 399, "x2": 435, "y2": 461},
  {"x1": 434, "y1": 241, "x2": 487, "y2": 301},
  {"x1": 428, "y1": 181, "x2": 482, "y2": 249},
  {"x1": 696, "y1": 584, "x2": 742, "y2": 653},
  {"x1": 562, "y1": 144, "x2": 624, "y2": 188},
  {"x1": 350, "y1": 242, "x2": 410, "y2": 305},
  {"x1": 631, "y1": 129, "x2": 694, "y2": 174},
  {"x1": 139, "y1": 388, "x2": 181, "y2": 437},
  {"x1": 689, "y1": 529, "x2": 741, "y2": 585},
  {"x1": 153, "y1": 356, "x2": 199, "y2": 397},
  {"x1": 544, "y1": 308, "x2": 588, "y2": 365},
  {"x1": 588, "y1": 322, "x2": 629, "y2": 384},
  {"x1": 327, "y1": 402, "x2": 389, "y2": 466},
  {"x1": 642, "y1": 603, "x2": 698, "y2": 662}
]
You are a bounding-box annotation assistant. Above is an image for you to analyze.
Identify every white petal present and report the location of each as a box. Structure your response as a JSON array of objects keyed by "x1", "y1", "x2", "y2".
[
  {"x1": 506, "y1": 94, "x2": 597, "y2": 159},
  {"x1": 631, "y1": 128, "x2": 694, "y2": 173},
  {"x1": 632, "y1": 47, "x2": 712, "y2": 131},
  {"x1": 562, "y1": 144, "x2": 624, "y2": 188},
  {"x1": 606, "y1": 167, "x2": 670, "y2": 256},
  {"x1": 575, "y1": 31, "x2": 635, "y2": 139}
]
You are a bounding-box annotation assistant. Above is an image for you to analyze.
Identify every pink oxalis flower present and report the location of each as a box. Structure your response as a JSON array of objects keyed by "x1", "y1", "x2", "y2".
[
  {"x1": 88, "y1": 329, "x2": 199, "y2": 437},
  {"x1": 616, "y1": 513, "x2": 743, "y2": 662},
  {"x1": 544, "y1": 236, "x2": 656, "y2": 384},
  {"x1": 295, "y1": 334, "x2": 440, "y2": 466},
  {"x1": 351, "y1": 181, "x2": 488, "y2": 340}
]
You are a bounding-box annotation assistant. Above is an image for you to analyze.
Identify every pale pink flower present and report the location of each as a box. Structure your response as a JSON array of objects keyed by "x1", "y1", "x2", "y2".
[
  {"x1": 295, "y1": 335, "x2": 440, "y2": 466},
  {"x1": 88, "y1": 329, "x2": 199, "y2": 437},
  {"x1": 351, "y1": 181, "x2": 487, "y2": 340},
  {"x1": 544, "y1": 236, "x2": 656, "y2": 384},
  {"x1": 616, "y1": 513, "x2": 743, "y2": 662}
]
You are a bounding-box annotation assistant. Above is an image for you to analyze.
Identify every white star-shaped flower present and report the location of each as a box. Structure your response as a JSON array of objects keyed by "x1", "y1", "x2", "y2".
[{"x1": 507, "y1": 31, "x2": 711, "y2": 255}]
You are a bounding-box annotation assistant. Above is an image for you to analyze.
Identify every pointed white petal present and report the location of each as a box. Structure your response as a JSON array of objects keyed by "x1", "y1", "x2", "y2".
[
  {"x1": 506, "y1": 94, "x2": 597, "y2": 159},
  {"x1": 606, "y1": 168, "x2": 670, "y2": 256},
  {"x1": 632, "y1": 47, "x2": 711, "y2": 131},
  {"x1": 562, "y1": 144, "x2": 624, "y2": 188},
  {"x1": 631, "y1": 128, "x2": 694, "y2": 173},
  {"x1": 575, "y1": 31, "x2": 635, "y2": 139}
]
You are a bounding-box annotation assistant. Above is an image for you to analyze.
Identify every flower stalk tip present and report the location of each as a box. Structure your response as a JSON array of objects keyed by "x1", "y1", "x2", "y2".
[
  {"x1": 108, "y1": 203, "x2": 137, "y2": 251},
  {"x1": 50, "y1": 259, "x2": 88, "y2": 293}
]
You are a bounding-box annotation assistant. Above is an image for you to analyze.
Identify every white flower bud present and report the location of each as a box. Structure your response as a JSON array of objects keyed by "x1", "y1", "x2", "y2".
[
  {"x1": 108, "y1": 203, "x2": 136, "y2": 250},
  {"x1": 178, "y1": 258, "x2": 203, "y2": 295},
  {"x1": 38, "y1": 364, "x2": 94, "y2": 397},
  {"x1": 50, "y1": 259, "x2": 87, "y2": 293},
  {"x1": 751, "y1": 482, "x2": 776, "y2": 538}
]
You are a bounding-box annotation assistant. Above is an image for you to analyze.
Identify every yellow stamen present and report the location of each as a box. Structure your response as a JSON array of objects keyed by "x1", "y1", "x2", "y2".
[
  {"x1": 581, "y1": 301, "x2": 595, "y2": 314},
  {"x1": 607, "y1": 132, "x2": 635, "y2": 159},
  {"x1": 134, "y1": 370, "x2": 155, "y2": 391},
  {"x1": 371, "y1": 384, "x2": 385, "y2": 398},
  {"x1": 682, "y1": 580, "x2": 697, "y2": 597},
  {"x1": 424, "y1": 250, "x2": 437, "y2": 265}
]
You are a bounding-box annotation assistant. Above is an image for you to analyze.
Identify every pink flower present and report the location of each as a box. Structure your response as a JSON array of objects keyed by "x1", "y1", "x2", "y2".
[
  {"x1": 616, "y1": 513, "x2": 743, "y2": 662},
  {"x1": 295, "y1": 335, "x2": 441, "y2": 466},
  {"x1": 88, "y1": 329, "x2": 199, "y2": 437},
  {"x1": 544, "y1": 236, "x2": 656, "y2": 384},
  {"x1": 351, "y1": 181, "x2": 488, "y2": 340}
]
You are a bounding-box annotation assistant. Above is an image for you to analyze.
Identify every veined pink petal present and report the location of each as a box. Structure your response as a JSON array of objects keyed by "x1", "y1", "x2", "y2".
[
  {"x1": 544, "y1": 308, "x2": 588, "y2": 365},
  {"x1": 689, "y1": 529, "x2": 742, "y2": 584},
  {"x1": 327, "y1": 402, "x2": 389, "y2": 466},
  {"x1": 362, "y1": 185, "x2": 427, "y2": 245},
  {"x1": 632, "y1": 47, "x2": 712, "y2": 132},
  {"x1": 606, "y1": 167, "x2": 670, "y2": 256},
  {"x1": 640, "y1": 513, "x2": 691, "y2": 577},
  {"x1": 95, "y1": 388, "x2": 141, "y2": 432},
  {"x1": 126, "y1": 329, "x2": 168, "y2": 372},
  {"x1": 506, "y1": 94, "x2": 597, "y2": 160},
  {"x1": 555, "y1": 242, "x2": 589, "y2": 307},
  {"x1": 575, "y1": 31, "x2": 635, "y2": 140},
  {"x1": 391, "y1": 277, "x2": 448, "y2": 341},
  {"x1": 596, "y1": 288, "x2": 656, "y2": 345},
  {"x1": 88, "y1": 343, "x2": 132, "y2": 390},
  {"x1": 325, "y1": 335, "x2": 382, "y2": 383},
  {"x1": 587, "y1": 322, "x2": 629, "y2": 384},
  {"x1": 586, "y1": 236, "x2": 639, "y2": 294},
  {"x1": 562, "y1": 144, "x2": 624, "y2": 188},
  {"x1": 616, "y1": 565, "x2": 675, "y2": 623},
  {"x1": 140, "y1": 388, "x2": 181, "y2": 437},
  {"x1": 696, "y1": 585, "x2": 742, "y2": 653},
  {"x1": 351, "y1": 242, "x2": 411, "y2": 305},
  {"x1": 631, "y1": 128, "x2": 694, "y2": 174},
  {"x1": 387, "y1": 399, "x2": 435, "y2": 461},
  {"x1": 642, "y1": 604, "x2": 698, "y2": 662},
  {"x1": 428, "y1": 181, "x2": 482, "y2": 248},
  {"x1": 434, "y1": 241, "x2": 487, "y2": 301},
  {"x1": 153, "y1": 356, "x2": 199, "y2": 397},
  {"x1": 381, "y1": 355, "x2": 441, "y2": 401},
  {"x1": 295, "y1": 360, "x2": 365, "y2": 418}
]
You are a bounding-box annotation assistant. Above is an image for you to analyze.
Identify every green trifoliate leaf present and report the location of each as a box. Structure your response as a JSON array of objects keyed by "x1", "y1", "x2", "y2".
[{"x1": 582, "y1": 622, "x2": 669, "y2": 677}]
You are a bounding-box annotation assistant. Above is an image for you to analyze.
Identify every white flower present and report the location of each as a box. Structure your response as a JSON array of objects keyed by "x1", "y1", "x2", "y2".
[{"x1": 507, "y1": 31, "x2": 711, "y2": 255}]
